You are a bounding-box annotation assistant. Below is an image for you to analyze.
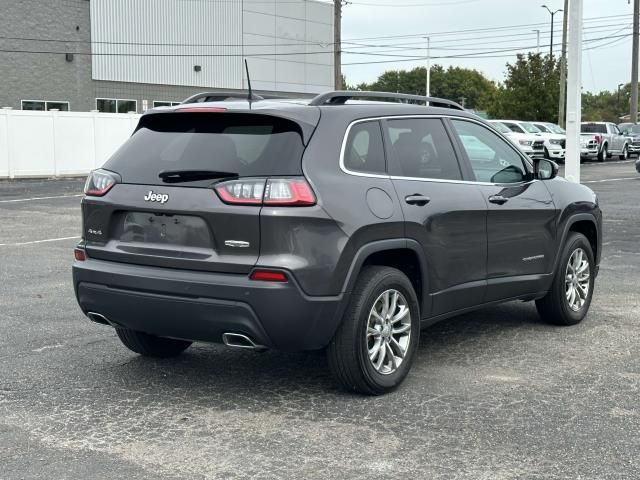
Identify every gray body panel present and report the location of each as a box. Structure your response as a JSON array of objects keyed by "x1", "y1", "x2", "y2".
[{"x1": 73, "y1": 98, "x2": 602, "y2": 351}]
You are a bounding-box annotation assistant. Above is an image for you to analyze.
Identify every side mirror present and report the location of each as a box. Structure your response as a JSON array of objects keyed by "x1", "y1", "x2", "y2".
[{"x1": 534, "y1": 158, "x2": 558, "y2": 180}]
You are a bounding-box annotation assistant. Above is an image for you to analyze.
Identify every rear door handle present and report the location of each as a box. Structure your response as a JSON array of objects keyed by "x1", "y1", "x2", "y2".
[
  {"x1": 488, "y1": 194, "x2": 508, "y2": 205},
  {"x1": 405, "y1": 194, "x2": 431, "y2": 206}
]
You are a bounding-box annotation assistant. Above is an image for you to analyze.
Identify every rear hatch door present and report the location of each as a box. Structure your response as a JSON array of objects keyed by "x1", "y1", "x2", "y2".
[{"x1": 83, "y1": 111, "x2": 311, "y2": 274}]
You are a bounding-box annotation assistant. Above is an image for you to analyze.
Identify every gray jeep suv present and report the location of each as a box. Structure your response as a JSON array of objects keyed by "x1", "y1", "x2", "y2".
[{"x1": 73, "y1": 91, "x2": 602, "y2": 395}]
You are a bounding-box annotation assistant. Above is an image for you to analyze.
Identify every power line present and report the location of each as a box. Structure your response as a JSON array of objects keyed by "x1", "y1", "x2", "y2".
[
  {"x1": 342, "y1": 13, "x2": 631, "y2": 42},
  {"x1": 342, "y1": 33, "x2": 633, "y2": 65}
]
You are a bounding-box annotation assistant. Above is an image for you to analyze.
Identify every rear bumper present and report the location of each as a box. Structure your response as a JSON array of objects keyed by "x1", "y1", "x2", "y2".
[{"x1": 73, "y1": 258, "x2": 344, "y2": 351}]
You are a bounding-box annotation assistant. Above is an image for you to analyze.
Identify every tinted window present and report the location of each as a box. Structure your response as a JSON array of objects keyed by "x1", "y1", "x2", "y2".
[
  {"x1": 104, "y1": 113, "x2": 305, "y2": 185},
  {"x1": 503, "y1": 122, "x2": 525, "y2": 134},
  {"x1": 581, "y1": 123, "x2": 607, "y2": 134},
  {"x1": 343, "y1": 121, "x2": 386, "y2": 174},
  {"x1": 451, "y1": 120, "x2": 528, "y2": 184},
  {"x1": 533, "y1": 123, "x2": 551, "y2": 133},
  {"x1": 386, "y1": 118, "x2": 461, "y2": 180}
]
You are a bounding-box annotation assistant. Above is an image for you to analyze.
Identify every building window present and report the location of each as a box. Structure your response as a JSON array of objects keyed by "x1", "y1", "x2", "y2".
[
  {"x1": 96, "y1": 98, "x2": 137, "y2": 113},
  {"x1": 153, "y1": 101, "x2": 181, "y2": 108},
  {"x1": 46, "y1": 101, "x2": 70, "y2": 111},
  {"x1": 21, "y1": 100, "x2": 70, "y2": 111}
]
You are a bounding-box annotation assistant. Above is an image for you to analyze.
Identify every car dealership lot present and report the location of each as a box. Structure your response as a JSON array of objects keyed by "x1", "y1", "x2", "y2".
[{"x1": 1, "y1": 162, "x2": 638, "y2": 479}]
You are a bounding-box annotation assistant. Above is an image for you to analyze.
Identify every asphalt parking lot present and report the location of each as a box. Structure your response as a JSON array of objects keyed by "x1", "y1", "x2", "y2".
[{"x1": 1, "y1": 160, "x2": 638, "y2": 480}]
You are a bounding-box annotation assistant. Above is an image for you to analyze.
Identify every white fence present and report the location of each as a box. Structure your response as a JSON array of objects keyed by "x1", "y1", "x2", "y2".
[{"x1": 0, "y1": 109, "x2": 141, "y2": 179}]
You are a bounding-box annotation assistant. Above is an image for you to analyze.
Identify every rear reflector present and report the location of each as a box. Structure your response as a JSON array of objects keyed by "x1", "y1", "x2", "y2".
[
  {"x1": 249, "y1": 270, "x2": 288, "y2": 282},
  {"x1": 214, "y1": 177, "x2": 315, "y2": 206},
  {"x1": 74, "y1": 248, "x2": 86, "y2": 261}
]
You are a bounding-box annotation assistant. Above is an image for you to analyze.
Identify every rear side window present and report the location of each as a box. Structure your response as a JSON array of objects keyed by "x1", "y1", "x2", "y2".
[
  {"x1": 581, "y1": 123, "x2": 607, "y2": 134},
  {"x1": 104, "y1": 113, "x2": 305, "y2": 185},
  {"x1": 386, "y1": 118, "x2": 462, "y2": 180},
  {"x1": 343, "y1": 121, "x2": 386, "y2": 174}
]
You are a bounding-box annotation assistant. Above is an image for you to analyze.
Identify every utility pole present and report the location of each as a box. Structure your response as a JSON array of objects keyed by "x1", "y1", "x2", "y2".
[
  {"x1": 558, "y1": 0, "x2": 569, "y2": 128},
  {"x1": 631, "y1": 0, "x2": 639, "y2": 123},
  {"x1": 533, "y1": 29, "x2": 541, "y2": 53},
  {"x1": 565, "y1": 0, "x2": 583, "y2": 183},
  {"x1": 425, "y1": 36, "x2": 431, "y2": 97},
  {"x1": 334, "y1": 0, "x2": 342, "y2": 90}
]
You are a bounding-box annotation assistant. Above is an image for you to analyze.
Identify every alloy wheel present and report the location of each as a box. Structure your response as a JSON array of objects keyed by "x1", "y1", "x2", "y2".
[
  {"x1": 366, "y1": 289, "x2": 412, "y2": 375},
  {"x1": 565, "y1": 248, "x2": 591, "y2": 311}
]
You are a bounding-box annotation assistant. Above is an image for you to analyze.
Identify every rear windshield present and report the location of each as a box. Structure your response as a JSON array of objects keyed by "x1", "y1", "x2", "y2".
[
  {"x1": 581, "y1": 123, "x2": 607, "y2": 134},
  {"x1": 104, "y1": 113, "x2": 305, "y2": 185}
]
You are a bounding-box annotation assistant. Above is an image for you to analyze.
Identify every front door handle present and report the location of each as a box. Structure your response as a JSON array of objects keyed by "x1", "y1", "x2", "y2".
[
  {"x1": 488, "y1": 194, "x2": 508, "y2": 205},
  {"x1": 405, "y1": 194, "x2": 431, "y2": 206}
]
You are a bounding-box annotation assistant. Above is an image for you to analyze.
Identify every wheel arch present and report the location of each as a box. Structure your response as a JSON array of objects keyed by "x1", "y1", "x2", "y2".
[
  {"x1": 340, "y1": 239, "x2": 430, "y2": 316},
  {"x1": 555, "y1": 213, "x2": 600, "y2": 273}
]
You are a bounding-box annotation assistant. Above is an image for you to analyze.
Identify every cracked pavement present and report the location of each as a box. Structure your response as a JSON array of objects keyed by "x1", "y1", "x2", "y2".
[{"x1": 0, "y1": 161, "x2": 639, "y2": 479}]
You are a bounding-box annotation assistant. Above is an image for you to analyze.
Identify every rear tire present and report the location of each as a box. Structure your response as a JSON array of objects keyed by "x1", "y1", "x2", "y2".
[
  {"x1": 115, "y1": 328, "x2": 192, "y2": 357},
  {"x1": 327, "y1": 266, "x2": 420, "y2": 395},
  {"x1": 536, "y1": 232, "x2": 595, "y2": 326},
  {"x1": 597, "y1": 144, "x2": 607, "y2": 162}
]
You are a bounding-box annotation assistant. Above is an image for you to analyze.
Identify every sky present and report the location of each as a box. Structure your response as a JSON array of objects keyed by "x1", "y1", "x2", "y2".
[{"x1": 341, "y1": 0, "x2": 634, "y2": 93}]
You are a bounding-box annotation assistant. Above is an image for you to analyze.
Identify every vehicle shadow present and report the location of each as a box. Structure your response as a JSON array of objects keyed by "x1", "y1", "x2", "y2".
[{"x1": 107, "y1": 300, "x2": 548, "y2": 401}]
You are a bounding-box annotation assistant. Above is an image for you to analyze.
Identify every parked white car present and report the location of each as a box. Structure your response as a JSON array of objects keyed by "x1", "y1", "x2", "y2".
[
  {"x1": 496, "y1": 120, "x2": 557, "y2": 162},
  {"x1": 488, "y1": 120, "x2": 545, "y2": 160},
  {"x1": 532, "y1": 122, "x2": 567, "y2": 162}
]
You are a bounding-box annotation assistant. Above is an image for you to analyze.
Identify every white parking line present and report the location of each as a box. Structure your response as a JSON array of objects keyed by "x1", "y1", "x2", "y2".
[
  {"x1": 0, "y1": 194, "x2": 83, "y2": 204},
  {"x1": 0, "y1": 236, "x2": 81, "y2": 247},
  {"x1": 582, "y1": 177, "x2": 638, "y2": 184}
]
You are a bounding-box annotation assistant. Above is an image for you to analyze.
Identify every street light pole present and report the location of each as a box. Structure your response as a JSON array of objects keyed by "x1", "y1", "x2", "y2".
[
  {"x1": 618, "y1": 83, "x2": 625, "y2": 115},
  {"x1": 425, "y1": 36, "x2": 431, "y2": 98},
  {"x1": 533, "y1": 29, "x2": 541, "y2": 53},
  {"x1": 542, "y1": 4, "x2": 563, "y2": 57}
]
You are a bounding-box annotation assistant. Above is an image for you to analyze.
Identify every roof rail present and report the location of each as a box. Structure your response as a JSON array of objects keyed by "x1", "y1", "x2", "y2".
[
  {"x1": 181, "y1": 91, "x2": 264, "y2": 104},
  {"x1": 308, "y1": 90, "x2": 464, "y2": 110}
]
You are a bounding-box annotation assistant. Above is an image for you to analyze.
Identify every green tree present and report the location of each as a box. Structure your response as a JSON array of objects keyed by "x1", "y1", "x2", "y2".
[
  {"x1": 355, "y1": 65, "x2": 498, "y2": 110},
  {"x1": 489, "y1": 53, "x2": 560, "y2": 122},
  {"x1": 582, "y1": 83, "x2": 632, "y2": 122}
]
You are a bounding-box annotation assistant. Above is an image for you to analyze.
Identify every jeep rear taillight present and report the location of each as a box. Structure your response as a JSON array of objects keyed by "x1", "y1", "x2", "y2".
[
  {"x1": 214, "y1": 177, "x2": 315, "y2": 206},
  {"x1": 84, "y1": 169, "x2": 120, "y2": 197}
]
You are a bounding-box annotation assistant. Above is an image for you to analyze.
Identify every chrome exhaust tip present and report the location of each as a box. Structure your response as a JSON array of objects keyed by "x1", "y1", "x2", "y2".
[
  {"x1": 222, "y1": 332, "x2": 267, "y2": 352},
  {"x1": 86, "y1": 311, "x2": 110, "y2": 325}
]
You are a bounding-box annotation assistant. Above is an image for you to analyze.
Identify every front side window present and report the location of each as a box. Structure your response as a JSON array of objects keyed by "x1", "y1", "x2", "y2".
[
  {"x1": 503, "y1": 122, "x2": 525, "y2": 134},
  {"x1": 451, "y1": 119, "x2": 528, "y2": 184},
  {"x1": 386, "y1": 118, "x2": 461, "y2": 180},
  {"x1": 343, "y1": 121, "x2": 386, "y2": 174},
  {"x1": 520, "y1": 122, "x2": 541, "y2": 134},
  {"x1": 533, "y1": 123, "x2": 551, "y2": 133}
]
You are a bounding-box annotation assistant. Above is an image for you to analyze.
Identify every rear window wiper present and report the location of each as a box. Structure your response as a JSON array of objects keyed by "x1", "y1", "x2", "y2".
[{"x1": 158, "y1": 170, "x2": 239, "y2": 183}]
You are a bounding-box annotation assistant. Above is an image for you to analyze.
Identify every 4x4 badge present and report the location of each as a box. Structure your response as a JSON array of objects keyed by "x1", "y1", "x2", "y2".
[{"x1": 144, "y1": 191, "x2": 169, "y2": 204}]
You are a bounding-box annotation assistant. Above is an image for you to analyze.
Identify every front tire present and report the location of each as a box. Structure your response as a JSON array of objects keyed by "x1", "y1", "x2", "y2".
[
  {"x1": 536, "y1": 232, "x2": 595, "y2": 326},
  {"x1": 327, "y1": 266, "x2": 420, "y2": 395},
  {"x1": 619, "y1": 145, "x2": 629, "y2": 160},
  {"x1": 115, "y1": 328, "x2": 192, "y2": 357}
]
